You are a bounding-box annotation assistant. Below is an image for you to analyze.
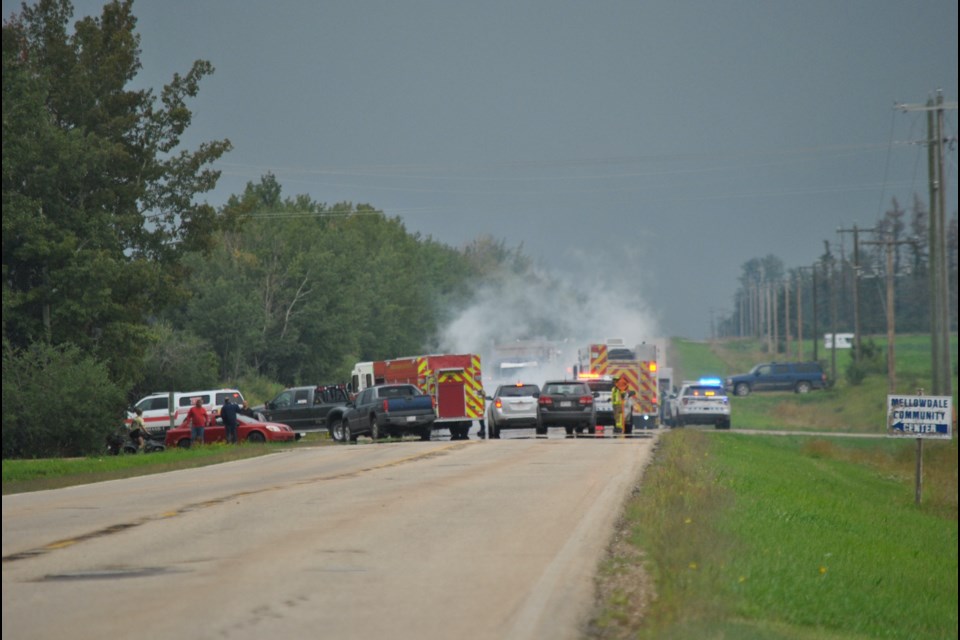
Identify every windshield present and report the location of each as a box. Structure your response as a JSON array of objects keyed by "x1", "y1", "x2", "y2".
[{"x1": 498, "y1": 384, "x2": 539, "y2": 397}]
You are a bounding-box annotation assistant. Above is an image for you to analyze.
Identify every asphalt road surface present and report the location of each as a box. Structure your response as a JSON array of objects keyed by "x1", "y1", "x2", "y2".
[{"x1": 3, "y1": 432, "x2": 657, "y2": 640}]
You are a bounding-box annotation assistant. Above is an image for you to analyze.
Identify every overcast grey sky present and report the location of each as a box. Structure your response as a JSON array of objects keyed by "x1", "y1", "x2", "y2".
[{"x1": 6, "y1": 0, "x2": 958, "y2": 340}]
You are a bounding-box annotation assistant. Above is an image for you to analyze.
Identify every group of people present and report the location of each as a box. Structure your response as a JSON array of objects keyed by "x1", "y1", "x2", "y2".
[
  {"x1": 122, "y1": 396, "x2": 258, "y2": 451},
  {"x1": 179, "y1": 397, "x2": 256, "y2": 445}
]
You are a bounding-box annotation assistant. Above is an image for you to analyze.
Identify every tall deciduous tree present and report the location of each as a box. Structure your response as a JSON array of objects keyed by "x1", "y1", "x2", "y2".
[{"x1": 2, "y1": 0, "x2": 231, "y2": 387}]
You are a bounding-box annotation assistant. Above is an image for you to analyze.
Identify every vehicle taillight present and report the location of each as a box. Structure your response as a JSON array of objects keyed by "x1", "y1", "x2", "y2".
[
  {"x1": 579, "y1": 395, "x2": 593, "y2": 405},
  {"x1": 495, "y1": 399, "x2": 503, "y2": 409},
  {"x1": 383, "y1": 399, "x2": 389, "y2": 412},
  {"x1": 539, "y1": 396, "x2": 553, "y2": 406}
]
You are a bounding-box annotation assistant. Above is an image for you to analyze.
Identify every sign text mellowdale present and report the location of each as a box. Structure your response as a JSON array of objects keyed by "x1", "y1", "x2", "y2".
[{"x1": 886, "y1": 395, "x2": 953, "y2": 439}]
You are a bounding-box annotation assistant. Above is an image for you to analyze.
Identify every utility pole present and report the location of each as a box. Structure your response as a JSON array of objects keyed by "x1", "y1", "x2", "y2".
[
  {"x1": 837, "y1": 225, "x2": 866, "y2": 363},
  {"x1": 795, "y1": 270, "x2": 804, "y2": 360},
  {"x1": 897, "y1": 92, "x2": 957, "y2": 399},
  {"x1": 812, "y1": 264, "x2": 819, "y2": 363},
  {"x1": 863, "y1": 236, "x2": 919, "y2": 392},
  {"x1": 784, "y1": 278, "x2": 792, "y2": 360}
]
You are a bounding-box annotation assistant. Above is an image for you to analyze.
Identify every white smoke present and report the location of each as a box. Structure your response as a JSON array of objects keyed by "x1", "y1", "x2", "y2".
[{"x1": 437, "y1": 251, "x2": 663, "y2": 386}]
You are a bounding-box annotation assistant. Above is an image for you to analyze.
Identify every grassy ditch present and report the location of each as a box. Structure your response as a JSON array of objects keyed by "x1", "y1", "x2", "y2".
[
  {"x1": 590, "y1": 429, "x2": 958, "y2": 639},
  {"x1": 1, "y1": 437, "x2": 322, "y2": 494}
]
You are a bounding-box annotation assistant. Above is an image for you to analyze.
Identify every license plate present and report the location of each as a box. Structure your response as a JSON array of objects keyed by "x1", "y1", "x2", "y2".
[
  {"x1": 560, "y1": 401, "x2": 572, "y2": 408},
  {"x1": 406, "y1": 416, "x2": 416, "y2": 422}
]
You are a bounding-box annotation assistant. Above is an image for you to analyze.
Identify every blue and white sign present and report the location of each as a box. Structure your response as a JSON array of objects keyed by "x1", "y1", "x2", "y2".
[{"x1": 886, "y1": 395, "x2": 953, "y2": 439}]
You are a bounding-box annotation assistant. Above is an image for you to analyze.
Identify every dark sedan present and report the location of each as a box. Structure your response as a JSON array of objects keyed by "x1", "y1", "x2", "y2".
[{"x1": 537, "y1": 380, "x2": 597, "y2": 436}]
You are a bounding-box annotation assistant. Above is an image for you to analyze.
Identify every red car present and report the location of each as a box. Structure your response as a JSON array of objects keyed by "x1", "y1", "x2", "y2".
[{"x1": 164, "y1": 414, "x2": 297, "y2": 448}]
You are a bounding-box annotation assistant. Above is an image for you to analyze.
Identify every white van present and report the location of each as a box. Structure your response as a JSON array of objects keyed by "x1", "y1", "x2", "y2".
[{"x1": 128, "y1": 389, "x2": 245, "y2": 434}]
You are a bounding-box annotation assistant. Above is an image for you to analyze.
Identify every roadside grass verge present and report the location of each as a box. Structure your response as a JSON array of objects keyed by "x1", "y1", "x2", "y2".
[
  {"x1": 591, "y1": 430, "x2": 958, "y2": 639},
  {"x1": 2, "y1": 440, "x2": 303, "y2": 494}
]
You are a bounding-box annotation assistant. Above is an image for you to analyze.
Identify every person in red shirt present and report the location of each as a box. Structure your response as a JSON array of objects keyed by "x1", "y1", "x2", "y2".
[{"x1": 182, "y1": 398, "x2": 209, "y2": 446}]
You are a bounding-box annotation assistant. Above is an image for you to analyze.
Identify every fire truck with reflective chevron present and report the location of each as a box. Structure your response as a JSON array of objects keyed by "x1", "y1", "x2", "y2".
[
  {"x1": 573, "y1": 339, "x2": 660, "y2": 430},
  {"x1": 350, "y1": 354, "x2": 483, "y2": 440}
]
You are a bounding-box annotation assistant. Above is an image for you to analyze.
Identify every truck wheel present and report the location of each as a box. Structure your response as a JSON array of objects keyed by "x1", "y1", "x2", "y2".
[
  {"x1": 716, "y1": 419, "x2": 731, "y2": 430},
  {"x1": 420, "y1": 427, "x2": 431, "y2": 441},
  {"x1": 564, "y1": 426, "x2": 574, "y2": 437},
  {"x1": 370, "y1": 417, "x2": 381, "y2": 441},
  {"x1": 734, "y1": 383, "x2": 751, "y2": 397},
  {"x1": 329, "y1": 423, "x2": 343, "y2": 442},
  {"x1": 535, "y1": 423, "x2": 547, "y2": 436},
  {"x1": 338, "y1": 418, "x2": 357, "y2": 443},
  {"x1": 795, "y1": 381, "x2": 812, "y2": 394},
  {"x1": 343, "y1": 419, "x2": 358, "y2": 443},
  {"x1": 176, "y1": 438, "x2": 192, "y2": 449}
]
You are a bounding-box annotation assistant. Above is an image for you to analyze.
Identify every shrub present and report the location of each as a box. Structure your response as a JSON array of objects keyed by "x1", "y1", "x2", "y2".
[
  {"x1": 2, "y1": 342, "x2": 127, "y2": 458},
  {"x1": 844, "y1": 338, "x2": 885, "y2": 386}
]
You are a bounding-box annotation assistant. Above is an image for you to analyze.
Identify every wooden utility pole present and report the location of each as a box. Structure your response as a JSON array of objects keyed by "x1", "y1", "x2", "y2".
[
  {"x1": 837, "y1": 225, "x2": 866, "y2": 363},
  {"x1": 784, "y1": 279, "x2": 792, "y2": 360},
  {"x1": 897, "y1": 93, "x2": 957, "y2": 399},
  {"x1": 863, "y1": 236, "x2": 918, "y2": 393},
  {"x1": 812, "y1": 266, "x2": 819, "y2": 363},
  {"x1": 795, "y1": 270, "x2": 804, "y2": 360}
]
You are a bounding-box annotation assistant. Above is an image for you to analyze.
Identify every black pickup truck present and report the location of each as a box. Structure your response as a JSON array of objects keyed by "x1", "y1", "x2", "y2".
[
  {"x1": 331, "y1": 383, "x2": 436, "y2": 442},
  {"x1": 254, "y1": 384, "x2": 350, "y2": 432}
]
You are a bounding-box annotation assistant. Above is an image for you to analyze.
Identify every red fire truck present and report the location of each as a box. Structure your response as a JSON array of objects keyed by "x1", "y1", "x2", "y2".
[
  {"x1": 574, "y1": 340, "x2": 659, "y2": 432},
  {"x1": 351, "y1": 353, "x2": 484, "y2": 440}
]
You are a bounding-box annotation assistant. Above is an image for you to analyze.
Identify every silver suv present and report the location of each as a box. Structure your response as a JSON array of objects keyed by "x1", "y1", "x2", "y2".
[{"x1": 486, "y1": 383, "x2": 540, "y2": 437}]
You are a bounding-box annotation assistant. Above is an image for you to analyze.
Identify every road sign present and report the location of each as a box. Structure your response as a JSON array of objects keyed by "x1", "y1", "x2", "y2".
[{"x1": 886, "y1": 395, "x2": 953, "y2": 439}]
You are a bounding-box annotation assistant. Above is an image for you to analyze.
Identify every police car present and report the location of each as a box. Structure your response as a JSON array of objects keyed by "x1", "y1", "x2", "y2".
[{"x1": 671, "y1": 378, "x2": 731, "y2": 429}]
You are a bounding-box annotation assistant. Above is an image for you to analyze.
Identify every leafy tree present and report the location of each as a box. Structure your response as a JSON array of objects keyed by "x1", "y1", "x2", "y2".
[
  {"x1": 2, "y1": 0, "x2": 231, "y2": 388},
  {"x1": 137, "y1": 322, "x2": 220, "y2": 398}
]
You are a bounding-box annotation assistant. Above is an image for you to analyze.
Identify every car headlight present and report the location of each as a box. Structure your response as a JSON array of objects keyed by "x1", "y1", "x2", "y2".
[{"x1": 267, "y1": 425, "x2": 282, "y2": 432}]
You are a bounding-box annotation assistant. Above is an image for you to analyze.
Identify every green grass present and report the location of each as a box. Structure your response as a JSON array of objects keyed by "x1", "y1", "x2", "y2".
[
  {"x1": 592, "y1": 333, "x2": 958, "y2": 639},
  {"x1": 0, "y1": 435, "x2": 332, "y2": 494},
  {"x1": 591, "y1": 430, "x2": 958, "y2": 640}
]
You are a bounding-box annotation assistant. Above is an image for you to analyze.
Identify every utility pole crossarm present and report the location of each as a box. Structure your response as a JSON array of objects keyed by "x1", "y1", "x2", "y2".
[{"x1": 896, "y1": 101, "x2": 958, "y2": 112}]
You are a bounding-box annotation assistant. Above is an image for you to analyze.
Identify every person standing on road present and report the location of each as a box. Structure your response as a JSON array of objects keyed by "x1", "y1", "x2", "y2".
[
  {"x1": 221, "y1": 396, "x2": 240, "y2": 444},
  {"x1": 623, "y1": 390, "x2": 637, "y2": 432},
  {"x1": 182, "y1": 398, "x2": 208, "y2": 446},
  {"x1": 611, "y1": 377, "x2": 623, "y2": 433}
]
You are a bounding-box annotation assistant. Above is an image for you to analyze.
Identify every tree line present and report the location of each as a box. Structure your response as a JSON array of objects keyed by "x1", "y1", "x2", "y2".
[{"x1": 2, "y1": 1, "x2": 535, "y2": 458}]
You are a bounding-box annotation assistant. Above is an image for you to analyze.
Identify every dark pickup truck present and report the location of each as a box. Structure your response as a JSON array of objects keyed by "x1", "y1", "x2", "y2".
[
  {"x1": 254, "y1": 384, "x2": 350, "y2": 432},
  {"x1": 724, "y1": 362, "x2": 827, "y2": 396},
  {"x1": 331, "y1": 383, "x2": 436, "y2": 442}
]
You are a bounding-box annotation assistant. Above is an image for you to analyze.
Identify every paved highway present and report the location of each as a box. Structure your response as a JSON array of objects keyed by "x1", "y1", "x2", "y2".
[{"x1": 3, "y1": 433, "x2": 656, "y2": 640}]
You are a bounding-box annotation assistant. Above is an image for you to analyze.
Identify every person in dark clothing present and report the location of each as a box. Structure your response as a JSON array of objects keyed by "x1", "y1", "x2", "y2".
[
  {"x1": 239, "y1": 400, "x2": 256, "y2": 419},
  {"x1": 221, "y1": 397, "x2": 240, "y2": 444}
]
